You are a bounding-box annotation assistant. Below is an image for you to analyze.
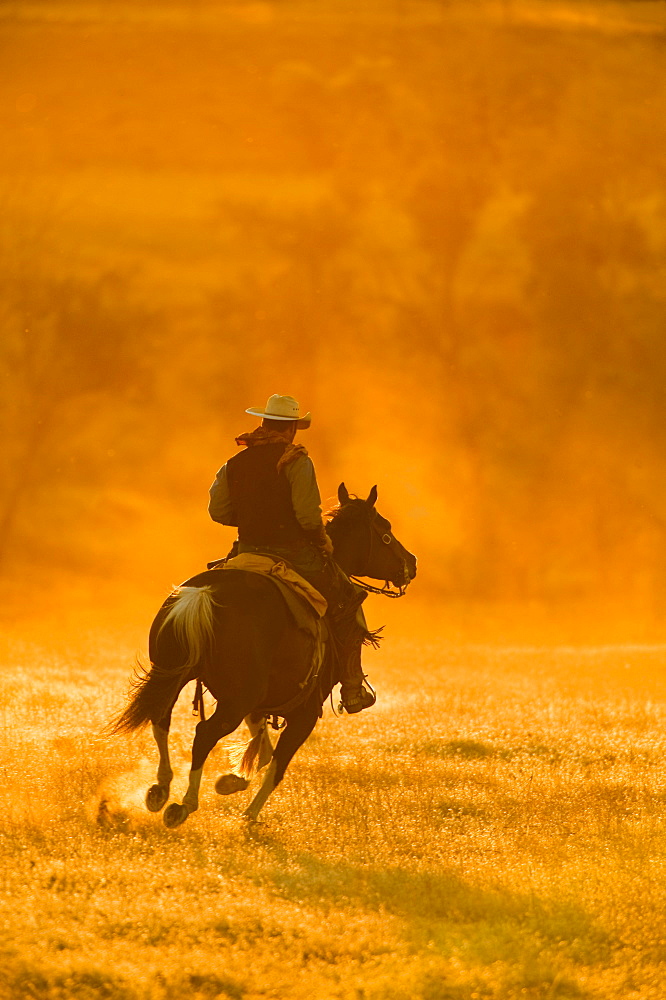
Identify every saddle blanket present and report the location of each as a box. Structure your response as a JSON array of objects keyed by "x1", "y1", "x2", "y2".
[{"x1": 221, "y1": 553, "x2": 328, "y2": 619}]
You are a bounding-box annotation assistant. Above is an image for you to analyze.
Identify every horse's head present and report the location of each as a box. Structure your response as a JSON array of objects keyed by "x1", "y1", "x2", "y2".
[{"x1": 326, "y1": 483, "x2": 417, "y2": 593}]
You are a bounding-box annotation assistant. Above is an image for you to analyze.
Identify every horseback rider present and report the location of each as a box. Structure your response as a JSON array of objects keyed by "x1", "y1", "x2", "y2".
[{"x1": 208, "y1": 393, "x2": 376, "y2": 714}]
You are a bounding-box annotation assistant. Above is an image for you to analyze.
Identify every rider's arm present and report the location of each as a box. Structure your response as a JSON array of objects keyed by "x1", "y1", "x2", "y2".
[
  {"x1": 208, "y1": 465, "x2": 238, "y2": 526},
  {"x1": 285, "y1": 455, "x2": 334, "y2": 555},
  {"x1": 284, "y1": 454, "x2": 323, "y2": 531}
]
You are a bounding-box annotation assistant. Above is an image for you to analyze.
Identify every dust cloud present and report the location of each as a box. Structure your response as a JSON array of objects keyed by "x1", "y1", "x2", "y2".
[{"x1": 2, "y1": 0, "x2": 666, "y2": 640}]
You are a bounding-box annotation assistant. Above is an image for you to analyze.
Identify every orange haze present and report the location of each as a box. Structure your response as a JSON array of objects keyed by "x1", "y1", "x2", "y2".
[{"x1": 2, "y1": 0, "x2": 666, "y2": 639}]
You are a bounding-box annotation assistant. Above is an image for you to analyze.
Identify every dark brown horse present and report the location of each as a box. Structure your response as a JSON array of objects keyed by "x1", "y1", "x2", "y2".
[{"x1": 110, "y1": 484, "x2": 416, "y2": 825}]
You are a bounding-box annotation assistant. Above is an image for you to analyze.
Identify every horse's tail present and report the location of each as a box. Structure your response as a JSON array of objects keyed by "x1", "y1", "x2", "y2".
[
  {"x1": 107, "y1": 585, "x2": 217, "y2": 736},
  {"x1": 227, "y1": 719, "x2": 274, "y2": 779},
  {"x1": 157, "y1": 585, "x2": 217, "y2": 675}
]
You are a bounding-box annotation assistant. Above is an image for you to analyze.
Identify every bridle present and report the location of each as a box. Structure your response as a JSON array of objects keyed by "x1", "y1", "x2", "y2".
[{"x1": 348, "y1": 508, "x2": 410, "y2": 599}]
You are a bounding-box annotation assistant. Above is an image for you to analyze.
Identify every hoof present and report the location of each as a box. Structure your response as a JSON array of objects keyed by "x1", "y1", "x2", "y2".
[
  {"x1": 215, "y1": 773, "x2": 250, "y2": 796},
  {"x1": 145, "y1": 784, "x2": 169, "y2": 813},
  {"x1": 163, "y1": 802, "x2": 190, "y2": 828}
]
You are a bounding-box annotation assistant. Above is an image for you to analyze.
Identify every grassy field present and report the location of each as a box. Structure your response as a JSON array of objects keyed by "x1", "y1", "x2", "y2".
[{"x1": 1, "y1": 595, "x2": 665, "y2": 1000}]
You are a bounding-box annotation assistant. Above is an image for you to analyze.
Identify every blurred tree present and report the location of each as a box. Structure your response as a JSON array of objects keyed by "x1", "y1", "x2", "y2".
[{"x1": 0, "y1": 271, "x2": 164, "y2": 568}]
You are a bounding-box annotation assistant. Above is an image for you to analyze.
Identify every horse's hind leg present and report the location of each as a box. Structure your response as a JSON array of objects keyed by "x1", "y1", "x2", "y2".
[
  {"x1": 145, "y1": 723, "x2": 173, "y2": 812},
  {"x1": 164, "y1": 702, "x2": 244, "y2": 829},
  {"x1": 145, "y1": 696, "x2": 180, "y2": 813}
]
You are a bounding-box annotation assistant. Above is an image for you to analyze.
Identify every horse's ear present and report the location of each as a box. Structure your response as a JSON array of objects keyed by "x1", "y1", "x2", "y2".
[
  {"x1": 367, "y1": 485, "x2": 378, "y2": 507},
  {"x1": 338, "y1": 483, "x2": 350, "y2": 505}
]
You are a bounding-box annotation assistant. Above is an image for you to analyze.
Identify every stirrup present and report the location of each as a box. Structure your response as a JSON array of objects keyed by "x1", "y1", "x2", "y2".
[{"x1": 338, "y1": 681, "x2": 376, "y2": 715}]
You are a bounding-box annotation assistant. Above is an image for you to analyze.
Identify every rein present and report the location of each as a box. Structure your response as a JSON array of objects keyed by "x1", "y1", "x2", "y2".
[
  {"x1": 192, "y1": 677, "x2": 207, "y2": 720},
  {"x1": 349, "y1": 576, "x2": 406, "y2": 598}
]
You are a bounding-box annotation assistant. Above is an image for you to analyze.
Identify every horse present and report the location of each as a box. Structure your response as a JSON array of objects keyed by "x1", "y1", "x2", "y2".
[{"x1": 109, "y1": 483, "x2": 417, "y2": 825}]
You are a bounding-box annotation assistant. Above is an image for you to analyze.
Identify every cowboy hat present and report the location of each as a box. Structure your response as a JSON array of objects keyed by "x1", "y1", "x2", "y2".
[{"x1": 245, "y1": 394, "x2": 312, "y2": 429}]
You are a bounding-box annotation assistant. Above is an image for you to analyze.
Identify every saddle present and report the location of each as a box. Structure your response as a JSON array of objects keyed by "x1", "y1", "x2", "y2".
[{"x1": 221, "y1": 553, "x2": 327, "y2": 620}]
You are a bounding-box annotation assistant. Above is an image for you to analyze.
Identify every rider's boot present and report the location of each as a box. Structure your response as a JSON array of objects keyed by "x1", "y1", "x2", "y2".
[
  {"x1": 340, "y1": 673, "x2": 376, "y2": 714},
  {"x1": 332, "y1": 590, "x2": 377, "y2": 714}
]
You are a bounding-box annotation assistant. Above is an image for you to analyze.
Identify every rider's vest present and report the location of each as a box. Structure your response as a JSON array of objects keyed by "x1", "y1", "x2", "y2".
[{"x1": 226, "y1": 443, "x2": 307, "y2": 548}]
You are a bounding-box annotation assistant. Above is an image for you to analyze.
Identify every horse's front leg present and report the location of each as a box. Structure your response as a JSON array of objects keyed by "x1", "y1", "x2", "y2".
[
  {"x1": 215, "y1": 714, "x2": 272, "y2": 796},
  {"x1": 164, "y1": 703, "x2": 244, "y2": 829},
  {"x1": 244, "y1": 701, "x2": 320, "y2": 822},
  {"x1": 243, "y1": 759, "x2": 277, "y2": 821}
]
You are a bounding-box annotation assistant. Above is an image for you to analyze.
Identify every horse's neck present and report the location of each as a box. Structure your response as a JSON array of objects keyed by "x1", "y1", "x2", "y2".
[
  {"x1": 334, "y1": 552, "x2": 353, "y2": 577},
  {"x1": 327, "y1": 526, "x2": 356, "y2": 578}
]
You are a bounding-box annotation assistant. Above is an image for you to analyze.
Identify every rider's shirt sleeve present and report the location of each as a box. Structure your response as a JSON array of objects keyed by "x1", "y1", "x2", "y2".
[
  {"x1": 285, "y1": 455, "x2": 324, "y2": 531},
  {"x1": 208, "y1": 464, "x2": 237, "y2": 525}
]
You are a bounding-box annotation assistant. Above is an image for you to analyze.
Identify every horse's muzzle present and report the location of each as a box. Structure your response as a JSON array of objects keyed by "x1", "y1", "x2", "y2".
[{"x1": 396, "y1": 553, "x2": 417, "y2": 588}]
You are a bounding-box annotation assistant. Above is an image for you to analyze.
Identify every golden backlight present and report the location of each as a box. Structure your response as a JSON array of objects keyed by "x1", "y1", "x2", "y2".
[{"x1": 2, "y1": 5, "x2": 666, "y2": 998}]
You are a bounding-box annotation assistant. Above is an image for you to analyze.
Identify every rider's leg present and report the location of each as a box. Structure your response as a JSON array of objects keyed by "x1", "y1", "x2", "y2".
[
  {"x1": 331, "y1": 592, "x2": 377, "y2": 714},
  {"x1": 307, "y1": 560, "x2": 377, "y2": 714}
]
